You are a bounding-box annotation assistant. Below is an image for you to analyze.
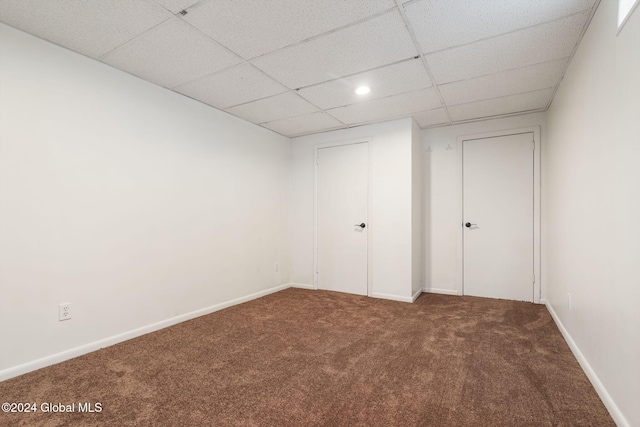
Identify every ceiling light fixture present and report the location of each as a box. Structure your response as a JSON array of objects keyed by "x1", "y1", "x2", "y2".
[{"x1": 355, "y1": 86, "x2": 370, "y2": 95}]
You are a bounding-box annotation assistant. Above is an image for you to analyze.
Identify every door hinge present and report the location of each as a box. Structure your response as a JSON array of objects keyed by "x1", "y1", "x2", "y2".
[
  {"x1": 532, "y1": 274, "x2": 535, "y2": 284},
  {"x1": 316, "y1": 155, "x2": 319, "y2": 165},
  {"x1": 531, "y1": 140, "x2": 535, "y2": 150}
]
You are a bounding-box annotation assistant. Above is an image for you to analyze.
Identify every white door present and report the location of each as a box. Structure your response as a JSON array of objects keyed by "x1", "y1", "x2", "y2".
[
  {"x1": 463, "y1": 133, "x2": 534, "y2": 302},
  {"x1": 316, "y1": 142, "x2": 368, "y2": 296}
]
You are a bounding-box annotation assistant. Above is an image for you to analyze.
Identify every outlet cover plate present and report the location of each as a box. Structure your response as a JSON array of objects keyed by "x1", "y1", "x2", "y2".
[{"x1": 59, "y1": 303, "x2": 72, "y2": 321}]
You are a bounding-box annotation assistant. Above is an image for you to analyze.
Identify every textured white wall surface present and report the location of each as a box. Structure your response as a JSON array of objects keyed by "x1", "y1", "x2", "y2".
[
  {"x1": 411, "y1": 119, "x2": 423, "y2": 298},
  {"x1": 544, "y1": 1, "x2": 640, "y2": 425},
  {"x1": 0, "y1": 24, "x2": 291, "y2": 375}
]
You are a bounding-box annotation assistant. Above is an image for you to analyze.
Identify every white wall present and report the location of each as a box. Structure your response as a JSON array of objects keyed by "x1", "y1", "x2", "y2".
[
  {"x1": 0, "y1": 24, "x2": 291, "y2": 377},
  {"x1": 411, "y1": 119, "x2": 423, "y2": 298},
  {"x1": 289, "y1": 118, "x2": 418, "y2": 301},
  {"x1": 421, "y1": 113, "x2": 546, "y2": 295},
  {"x1": 544, "y1": 0, "x2": 640, "y2": 425}
]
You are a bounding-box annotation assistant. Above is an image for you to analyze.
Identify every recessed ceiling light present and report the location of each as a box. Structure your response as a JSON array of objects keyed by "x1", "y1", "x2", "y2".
[{"x1": 355, "y1": 86, "x2": 370, "y2": 95}]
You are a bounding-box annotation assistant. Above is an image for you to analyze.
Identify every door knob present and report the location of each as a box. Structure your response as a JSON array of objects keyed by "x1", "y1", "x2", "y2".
[
  {"x1": 354, "y1": 223, "x2": 366, "y2": 228},
  {"x1": 465, "y1": 222, "x2": 477, "y2": 228}
]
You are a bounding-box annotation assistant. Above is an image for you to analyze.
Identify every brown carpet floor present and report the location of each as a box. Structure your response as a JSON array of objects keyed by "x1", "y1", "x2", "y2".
[{"x1": 0, "y1": 288, "x2": 613, "y2": 426}]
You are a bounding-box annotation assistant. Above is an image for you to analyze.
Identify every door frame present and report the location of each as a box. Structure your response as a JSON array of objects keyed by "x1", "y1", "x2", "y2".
[
  {"x1": 313, "y1": 137, "x2": 372, "y2": 296},
  {"x1": 456, "y1": 127, "x2": 541, "y2": 303}
]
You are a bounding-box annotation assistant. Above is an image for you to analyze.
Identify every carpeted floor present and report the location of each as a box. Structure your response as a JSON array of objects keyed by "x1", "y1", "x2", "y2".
[{"x1": 0, "y1": 288, "x2": 613, "y2": 426}]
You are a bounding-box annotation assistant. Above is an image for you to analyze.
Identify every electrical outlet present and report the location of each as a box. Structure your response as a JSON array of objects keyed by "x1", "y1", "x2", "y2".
[
  {"x1": 274, "y1": 263, "x2": 279, "y2": 272},
  {"x1": 59, "y1": 303, "x2": 72, "y2": 321},
  {"x1": 567, "y1": 293, "x2": 572, "y2": 310}
]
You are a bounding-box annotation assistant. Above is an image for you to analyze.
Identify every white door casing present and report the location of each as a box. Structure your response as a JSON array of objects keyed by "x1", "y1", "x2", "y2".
[
  {"x1": 315, "y1": 141, "x2": 369, "y2": 296},
  {"x1": 460, "y1": 129, "x2": 540, "y2": 302}
]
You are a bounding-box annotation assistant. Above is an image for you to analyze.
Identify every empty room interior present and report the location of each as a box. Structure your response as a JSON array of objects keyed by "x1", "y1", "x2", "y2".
[{"x1": 0, "y1": 0, "x2": 638, "y2": 426}]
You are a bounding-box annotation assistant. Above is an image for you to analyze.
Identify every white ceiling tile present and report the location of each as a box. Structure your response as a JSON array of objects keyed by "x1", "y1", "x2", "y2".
[
  {"x1": 0, "y1": 0, "x2": 172, "y2": 58},
  {"x1": 426, "y1": 11, "x2": 589, "y2": 84},
  {"x1": 183, "y1": 0, "x2": 395, "y2": 60},
  {"x1": 252, "y1": 11, "x2": 417, "y2": 90},
  {"x1": 440, "y1": 58, "x2": 568, "y2": 106},
  {"x1": 0, "y1": 1, "x2": 592, "y2": 131},
  {"x1": 153, "y1": 0, "x2": 199, "y2": 14},
  {"x1": 297, "y1": 58, "x2": 432, "y2": 110},
  {"x1": 405, "y1": 0, "x2": 596, "y2": 53},
  {"x1": 174, "y1": 64, "x2": 288, "y2": 109},
  {"x1": 413, "y1": 108, "x2": 450, "y2": 128},
  {"x1": 448, "y1": 88, "x2": 554, "y2": 122},
  {"x1": 101, "y1": 18, "x2": 242, "y2": 89},
  {"x1": 262, "y1": 112, "x2": 345, "y2": 137},
  {"x1": 227, "y1": 92, "x2": 319, "y2": 124},
  {"x1": 327, "y1": 88, "x2": 441, "y2": 125}
]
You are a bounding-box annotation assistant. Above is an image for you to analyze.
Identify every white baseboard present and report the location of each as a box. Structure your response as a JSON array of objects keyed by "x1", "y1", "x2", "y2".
[
  {"x1": 289, "y1": 285, "x2": 420, "y2": 303},
  {"x1": 370, "y1": 292, "x2": 414, "y2": 303},
  {"x1": 423, "y1": 287, "x2": 459, "y2": 296},
  {"x1": 544, "y1": 301, "x2": 629, "y2": 427},
  {"x1": 0, "y1": 283, "x2": 290, "y2": 382},
  {"x1": 287, "y1": 283, "x2": 315, "y2": 290}
]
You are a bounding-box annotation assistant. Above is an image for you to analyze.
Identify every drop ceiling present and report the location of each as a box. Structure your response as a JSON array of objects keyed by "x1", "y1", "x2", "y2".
[{"x1": 0, "y1": 0, "x2": 599, "y2": 138}]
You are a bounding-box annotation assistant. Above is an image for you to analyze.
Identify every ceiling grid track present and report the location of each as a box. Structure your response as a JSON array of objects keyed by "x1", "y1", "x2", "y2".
[
  {"x1": 0, "y1": 0, "x2": 603, "y2": 137},
  {"x1": 394, "y1": 0, "x2": 453, "y2": 126}
]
